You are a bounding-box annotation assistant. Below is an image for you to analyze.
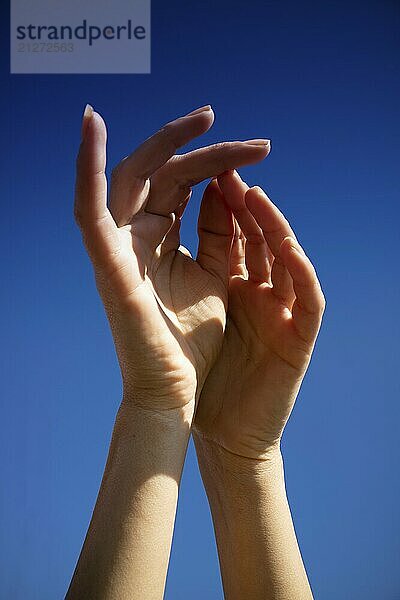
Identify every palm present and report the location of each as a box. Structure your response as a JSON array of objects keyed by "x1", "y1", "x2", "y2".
[
  {"x1": 195, "y1": 172, "x2": 325, "y2": 459},
  {"x1": 195, "y1": 277, "x2": 308, "y2": 457},
  {"x1": 98, "y1": 224, "x2": 227, "y2": 407}
]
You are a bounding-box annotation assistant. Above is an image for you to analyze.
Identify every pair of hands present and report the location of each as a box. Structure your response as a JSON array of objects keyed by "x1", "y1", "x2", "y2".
[{"x1": 75, "y1": 104, "x2": 325, "y2": 461}]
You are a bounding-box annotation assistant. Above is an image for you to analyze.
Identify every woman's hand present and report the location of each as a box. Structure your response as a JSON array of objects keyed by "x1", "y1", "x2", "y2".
[
  {"x1": 75, "y1": 106, "x2": 270, "y2": 411},
  {"x1": 194, "y1": 170, "x2": 325, "y2": 459},
  {"x1": 69, "y1": 109, "x2": 270, "y2": 598}
]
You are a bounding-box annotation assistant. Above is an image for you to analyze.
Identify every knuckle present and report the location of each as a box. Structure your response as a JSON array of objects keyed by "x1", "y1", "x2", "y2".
[
  {"x1": 214, "y1": 141, "x2": 233, "y2": 152},
  {"x1": 159, "y1": 124, "x2": 178, "y2": 154},
  {"x1": 159, "y1": 123, "x2": 172, "y2": 142},
  {"x1": 245, "y1": 233, "x2": 265, "y2": 245},
  {"x1": 160, "y1": 122, "x2": 173, "y2": 137}
]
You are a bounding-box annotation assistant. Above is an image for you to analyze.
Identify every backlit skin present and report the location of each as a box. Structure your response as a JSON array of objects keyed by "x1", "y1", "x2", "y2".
[{"x1": 66, "y1": 104, "x2": 324, "y2": 599}]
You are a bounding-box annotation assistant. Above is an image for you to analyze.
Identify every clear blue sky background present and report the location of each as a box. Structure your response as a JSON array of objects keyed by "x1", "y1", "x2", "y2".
[{"x1": 1, "y1": 1, "x2": 399, "y2": 598}]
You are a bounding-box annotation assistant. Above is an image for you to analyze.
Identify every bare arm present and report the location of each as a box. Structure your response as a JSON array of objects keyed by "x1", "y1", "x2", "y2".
[
  {"x1": 66, "y1": 403, "x2": 191, "y2": 599},
  {"x1": 194, "y1": 438, "x2": 312, "y2": 600},
  {"x1": 194, "y1": 171, "x2": 325, "y2": 599},
  {"x1": 66, "y1": 107, "x2": 269, "y2": 599}
]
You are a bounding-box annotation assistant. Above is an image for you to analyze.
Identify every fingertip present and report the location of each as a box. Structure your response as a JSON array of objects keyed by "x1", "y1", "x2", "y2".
[
  {"x1": 244, "y1": 185, "x2": 267, "y2": 208},
  {"x1": 76, "y1": 108, "x2": 107, "y2": 184},
  {"x1": 83, "y1": 103, "x2": 93, "y2": 120},
  {"x1": 185, "y1": 104, "x2": 214, "y2": 117},
  {"x1": 81, "y1": 104, "x2": 93, "y2": 140},
  {"x1": 216, "y1": 169, "x2": 235, "y2": 185},
  {"x1": 242, "y1": 145, "x2": 270, "y2": 164},
  {"x1": 187, "y1": 105, "x2": 215, "y2": 133},
  {"x1": 243, "y1": 140, "x2": 271, "y2": 159},
  {"x1": 217, "y1": 169, "x2": 247, "y2": 198},
  {"x1": 253, "y1": 185, "x2": 265, "y2": 193},
  {"x1": 249, "y1": 185, "x2": 266, "y2": 195},
  {"x1": 183, "y1": 104, "x2": 214, "y2": 117},
  {"x1": 198, "y1": 177, "x2": 234, "y2": 238},
  {"x1": 199, "y1": 106, "x2": 215, "y2": 126},
  {"x1": 206, "y1": 177, "x2": 225, "y2": 199},
  {"x1": 171, "y1": 107, "x2": 214, "y2": 144},
  {"x1": 81, "y1": 106, "x2": 107, "y2": 148},
  {"x1": 205, "y1": 176, "x2": 222, "y2": 194},
  {"x1": 91, "y1": 110, "x2": 107, "y2": 141},
  {"x1": 205, "y1": 105, "x2": 215, "y2": 123},
  {"x1": 179, "y1": 110, "x2": 214, "y2": 141},
  {"x1": 281, "y1": 237, "x2": 322, "y2": 296}
]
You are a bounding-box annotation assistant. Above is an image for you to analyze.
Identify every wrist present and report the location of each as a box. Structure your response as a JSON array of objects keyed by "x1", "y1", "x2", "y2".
[
  {"x1": 117, "y1": 396, "x2": 194, "y2": 438},
  {"x1": 193, "y1": 431, "x2": 283, "y2": 487},
  {"x1": 120, "y1": 386, "x2": 195, "y2": 421},
  {"x1": 112, "y1": 399, "x2": 194, "y2": 475},
  {"x1": 119, "y1": 367, "x2": 197, "y2": 412}
]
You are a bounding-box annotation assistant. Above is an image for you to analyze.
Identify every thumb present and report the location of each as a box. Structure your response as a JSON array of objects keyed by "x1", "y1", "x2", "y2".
[
  {"x1": 196, "y1": 178, "x2": 234, "y2": 284},
  {"x1": 74, "y1": 105, "x2": 120, "y2": 270}
]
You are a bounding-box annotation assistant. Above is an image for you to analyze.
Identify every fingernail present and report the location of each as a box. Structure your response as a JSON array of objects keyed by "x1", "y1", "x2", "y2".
[
  {"x1": 81, "y1": 103, "x2": 93, "y2": 140},
  {"x1": 244, "y1": 138, "x2": 271, "y2": 147},
  {"x1": 186, "y1": 105, "x2": 213, "y2": 117}
]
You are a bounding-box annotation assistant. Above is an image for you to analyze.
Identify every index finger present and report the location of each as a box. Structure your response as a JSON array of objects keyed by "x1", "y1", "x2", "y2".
[
  {"x1": 109, "y1": 105, "x2": 215, "y2": 224},
  {"x1": 146, "y1": 140, "x2": 271, "y2": 217},
  {"x1": 115, "y1": 105, "x2": 215, "y2": 180}
]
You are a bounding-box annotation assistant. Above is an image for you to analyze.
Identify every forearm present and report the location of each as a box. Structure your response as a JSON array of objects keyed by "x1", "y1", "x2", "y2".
[
  {"x1": 193, "y1": 433, "x2": 313, "y2": 600},
  {"x1": 66, "y1": 399, "x2": 193, "y2": 600}
]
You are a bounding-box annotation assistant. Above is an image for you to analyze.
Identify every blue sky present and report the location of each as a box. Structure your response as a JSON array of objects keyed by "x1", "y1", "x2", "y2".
[{"x1": 1, "y1": 0, "x2": 399, "y2": 598}]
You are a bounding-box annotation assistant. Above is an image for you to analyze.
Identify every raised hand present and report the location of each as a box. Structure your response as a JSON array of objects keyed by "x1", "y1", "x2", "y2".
[
  {"x1": 75, "y1": 106, "x2": 270, "y2": 411},
  {"x1": 194, "y1": 170, "x2": 325, "y2": 459}
]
